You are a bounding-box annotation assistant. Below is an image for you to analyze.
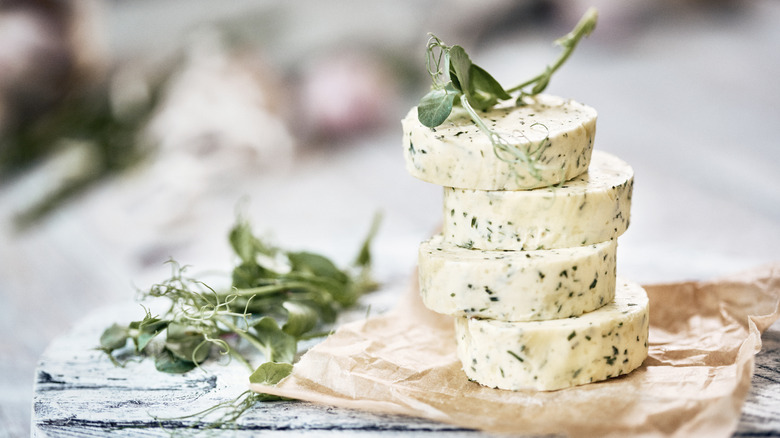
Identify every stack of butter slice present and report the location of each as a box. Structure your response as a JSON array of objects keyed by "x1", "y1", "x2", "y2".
[{"x1": 402, "y1": 94, "x2": 649, "y2": 391}]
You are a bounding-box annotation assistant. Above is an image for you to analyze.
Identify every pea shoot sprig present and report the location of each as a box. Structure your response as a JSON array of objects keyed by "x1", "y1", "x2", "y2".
[
  {"x1": 99, "y1": 212, "x2": 381, "y2": 387},
  {"x1": 417, "y1": 8, "x2": 597, "y2": 180},
  {"x1": 418, "y1": 7, "x2": 598, "y2": 128}
]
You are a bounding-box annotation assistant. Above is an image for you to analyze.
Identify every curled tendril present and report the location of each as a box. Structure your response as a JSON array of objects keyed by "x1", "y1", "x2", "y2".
[
  {"x1": 459, "y1": 94, "x2": 560, "y2": 184},
  {"x1": 201, "y1": 332, "x2": 231, "y2": 356},
  {"x1": 240, "y1": 294, "x2": 258, "y2": 329},
  {"x1": 425, "y1": 34, "x2": 449, "y2": 89},
  {"x1": 491, "y1": 124, "x2": 550, "y2": 163}
]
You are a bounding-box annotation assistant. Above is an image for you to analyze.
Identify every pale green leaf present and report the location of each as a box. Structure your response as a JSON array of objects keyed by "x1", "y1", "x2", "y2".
[
  {"x1": 99, "y1": 324, "x2": 129, "y2": 351},
  {"x1": 155, "y1": 349, "x2": 196, "y2": 373},
  {"x1": 417, "y1": 88, "x2": 456, "y2": 128},
  {"x1": 282, "y1": 301, "x2": 319, "y2": 338},
  {"x1": 252, "y1": 317, "x2": 297, "y2": 363},
  {"x1": 249, "y1": 362, "x2": 294, "y2": 385}
]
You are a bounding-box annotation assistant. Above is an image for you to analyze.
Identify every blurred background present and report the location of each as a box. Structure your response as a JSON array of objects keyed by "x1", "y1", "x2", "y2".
[{"x1": 1, "y1": 0, "x2": 779, "y2": 435}]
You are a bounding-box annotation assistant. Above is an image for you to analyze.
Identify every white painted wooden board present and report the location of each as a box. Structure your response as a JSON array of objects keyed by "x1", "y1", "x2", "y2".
[
  {"x1": 32, "y1": 300, "x2": 780, "y2": 437},
  {"x1": 31, "y1": 300, "x2": 483, "y2": 437}
]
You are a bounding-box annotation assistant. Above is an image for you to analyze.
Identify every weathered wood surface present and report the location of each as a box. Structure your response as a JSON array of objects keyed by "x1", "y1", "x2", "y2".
[
  {"x1": 32, "y1": 298, "x2": 780, "y2": 437},
  {"x1": 32, "y1": 298, "x2": 486, "y2": 437},
  {"x1": 739, "y1": 323, "x2": 780, "y2": 437}
]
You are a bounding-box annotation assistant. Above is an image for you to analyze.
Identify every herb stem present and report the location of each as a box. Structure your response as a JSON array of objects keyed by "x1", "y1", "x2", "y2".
[
  {"x1": 506, "y1": 7, "x2": 598, "y2": 94},
  {"x1": 507, "y1": 74, "x2": 543, "y2": 95},
  {"x1": 230, "y1": 281, "x2": 325, "y2": 298},
  {"x1": 215, "y1": 316, "x2": 269, "y2": 360},
  {"x1": 298, "y1": 330, "x2": 332, "y2": 341}
]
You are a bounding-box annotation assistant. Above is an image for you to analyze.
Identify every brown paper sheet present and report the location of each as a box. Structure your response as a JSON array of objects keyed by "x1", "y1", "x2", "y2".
[{"x1": 252, "y1": 263, "x2": 780, "y2": 437}]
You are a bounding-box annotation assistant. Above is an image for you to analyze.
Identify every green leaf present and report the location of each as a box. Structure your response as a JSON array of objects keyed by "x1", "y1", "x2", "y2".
[
  {"x1": 165, "y1": 323, "x2": 210, "y2": 364},
  {"x1": 229, "y1": 219, "x2": 257, "y2": 264},
  {"x1": 281, "y1": 301, "x2": 319, "y2": 338},
  {"x1": 291, "y1": 296, "x2": 338, "y2": 324},
  {"x1": 469, "y1": 91, "x2": 499, "y2": 111},
  {"x1": 155, "y1": 349, "x2": 197, "y2": 373},
  {"x1": 470, "y1": 64, "x2": 511, "y2": 100},
  {"x1": 232, "y1": 261, "x2": 278, "y2": 289},
  {"x1": 280, "y1": 271, "x2": 353, "y2": 307},
  {"x1": 251, "y1": 317, "x2": 297, "y2": 363},
  {"x1": 139, "y1": 317, "x2": 169, "y2": 334},
  {"x1": 99, "y1": 323, "x2": 129, "y2": 351},
  {"x1": 238, "y1": 294, "x2": 286, "y2": 316},
  {"x1": 417, "y1": 88, "x2": 457, "y2": 128},
  {"x1": 135, "y1": 316, "x2": 169, "y2": 351},
  {"x1": 448, "y1": 45, "x2": 473, "y2": 99},
  {"x1": 287, "y1": 252, "x2": 347, "y2": 284},
  {"x1": 353, "y1": 211, "x2": 382, "y2": 268},
  {"x1": 450, "y1": 47, "x2": 512, "y2": 111},
  {"x1": 248, "y1": 362, "x2": 294, "y2": 385},
  {"x1": 229, "y1": 218, "x2": 276, "y2": 264},
  {"x1": 136, "y1": 332, "x2": 158, "y2": 352}
]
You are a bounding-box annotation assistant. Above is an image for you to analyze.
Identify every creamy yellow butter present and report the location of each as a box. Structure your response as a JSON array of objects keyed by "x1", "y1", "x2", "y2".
[
  {"x1": 418, "y1": 235, "x2": 616, "y2": 322},
  {"x1": 443, "y1": 150, "x2": 633, "y2": 250},
  {"x1": 455, "y1": 278, "x2": 648, "y2": 391},
  {"x1": 402, "y1": 94, "x2": 597, "y2": 190}
]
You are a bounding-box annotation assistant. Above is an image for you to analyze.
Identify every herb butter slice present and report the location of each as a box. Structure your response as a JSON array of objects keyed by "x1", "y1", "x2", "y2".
[
  {"x1": 455, "y1": 277, "x2": 648, "y2": 391},
  {"x1": 419, "y1": 235, "x2": 616, "y2": 322},
  {"x1": 402, "y1": 94, "x2": 597, "y2": 190},
  {"x1": 443, "y1": 150, "x2": 633, "y2": 251}
]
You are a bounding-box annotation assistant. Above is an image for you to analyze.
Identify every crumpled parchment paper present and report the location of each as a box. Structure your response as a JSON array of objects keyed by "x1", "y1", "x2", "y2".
[{"x1": 252, "y1": 263, "x2": 780, "y2": 437}]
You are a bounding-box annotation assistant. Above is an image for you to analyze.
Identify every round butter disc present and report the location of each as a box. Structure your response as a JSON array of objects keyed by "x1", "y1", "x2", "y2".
[
  {"x1": 455, "y1": 278, "x2": 649, "y2": 391},
  {"x1": 418, "y1": 235, "x2": 616, "y2": 322},
  {"x1": 402, "y1": 94, "x2": 597, "y2": 190},
  {"x1": 443, "y1": 150, "x2": 633, "y2": 251}
]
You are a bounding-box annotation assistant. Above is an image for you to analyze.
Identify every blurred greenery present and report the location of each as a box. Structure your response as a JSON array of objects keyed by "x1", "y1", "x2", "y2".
[{"x1": 0, "y1": 73, "x2": 169, "y2": 228}]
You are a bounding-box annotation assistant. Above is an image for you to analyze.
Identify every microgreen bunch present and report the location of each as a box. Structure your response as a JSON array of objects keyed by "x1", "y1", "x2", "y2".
[
  {"x1": 99, "y1": 212, "x2": 381, "y2": 385},
  {"x1": 417, "y1": 8, "x2": 598, "y2": 179}
]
